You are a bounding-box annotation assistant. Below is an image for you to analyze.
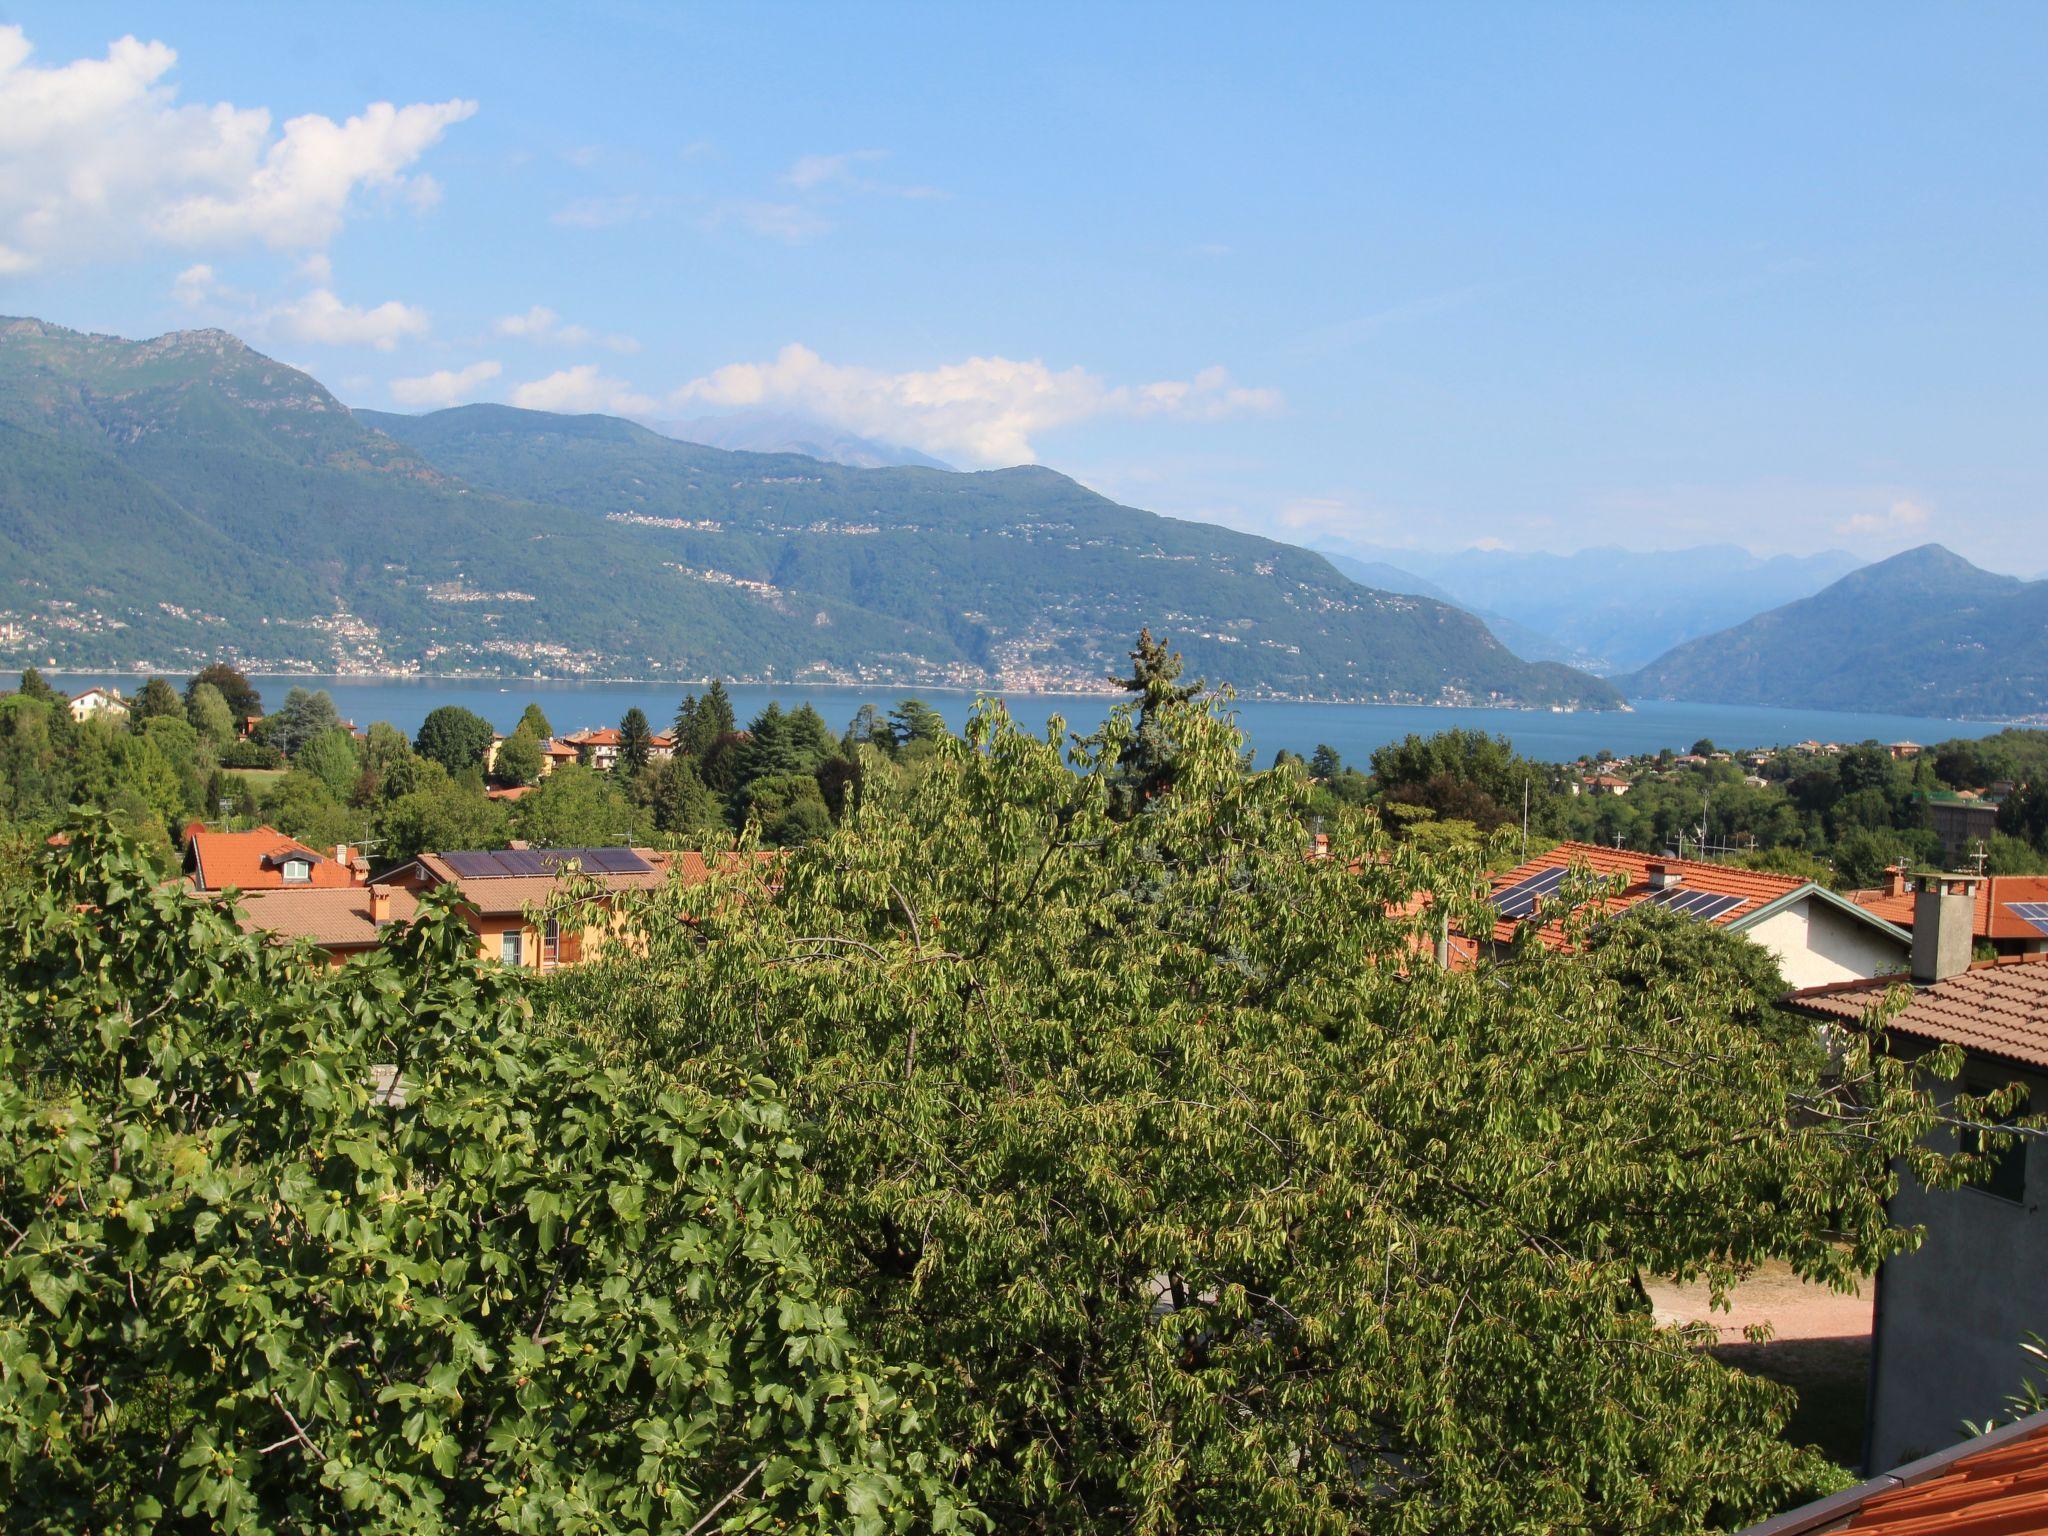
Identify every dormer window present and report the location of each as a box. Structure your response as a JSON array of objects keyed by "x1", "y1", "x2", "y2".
[{"x1": 281, "y1": 858, "x2": 311, "y2": 883}]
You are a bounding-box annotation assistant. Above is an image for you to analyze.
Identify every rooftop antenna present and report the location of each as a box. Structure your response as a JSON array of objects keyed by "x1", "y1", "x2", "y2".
[
  {"x1": 1970, "y1": 840, "x2": 1990, "y2": 877},
  {"x1": 1521, "y1": 778, "x2": 1530, "y2": 861}
]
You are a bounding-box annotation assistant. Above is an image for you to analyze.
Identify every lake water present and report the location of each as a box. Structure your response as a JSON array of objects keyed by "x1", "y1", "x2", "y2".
[{"x1": 44, "y1": 673, "x2": 2017, "y2": 766}]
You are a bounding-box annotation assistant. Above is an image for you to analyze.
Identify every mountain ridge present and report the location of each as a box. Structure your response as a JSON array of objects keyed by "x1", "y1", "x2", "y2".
[
  {"x1": 1618, "y1": 543, "x2": 2048, "y2": 717},
  {"x1": 0, "y1": 316, "x2": 1619, "y2": 709}
]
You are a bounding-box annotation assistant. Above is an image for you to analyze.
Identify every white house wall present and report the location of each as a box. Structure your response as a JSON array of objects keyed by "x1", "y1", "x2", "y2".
[{"x1": 1743, "y1": 899, "x2": 1910, "y2": 989}]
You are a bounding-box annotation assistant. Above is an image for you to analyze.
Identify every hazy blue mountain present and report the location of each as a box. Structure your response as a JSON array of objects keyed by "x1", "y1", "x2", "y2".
[
  {"x1": 1619, "y1": 545, "x2": 2048, "y2": 717},
  {"x1": 0, "y1": 316, "x2": 1619, "y2": 707},
  {"x1": 1316, "y1": 539, "x2": 1865, "y2": 673},
  {"x1": 635, "y1": 410, "x2": 955, "y2": 470},
  {"x1": 1316, "y1": 551, "x2": 1588, "y2": 668}
]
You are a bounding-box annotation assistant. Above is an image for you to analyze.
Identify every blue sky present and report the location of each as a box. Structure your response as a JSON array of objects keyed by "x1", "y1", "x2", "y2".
[{"x1": 3, "y1": 3, "x2": 2044, "y2": 567}]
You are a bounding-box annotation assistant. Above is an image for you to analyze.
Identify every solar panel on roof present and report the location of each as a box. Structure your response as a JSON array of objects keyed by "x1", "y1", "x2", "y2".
[
  {"x1": 1491, "y1": 865, "x2": 1569, "y2": 920},
  {"x1": 2009, "y1": 902, "x2": 2048, "y2": 937},
  {"x1": 442, "y1": 850, "x2": 509, "y2": 879},
  {"x1": 1642, "y1": 887, "x2": 1745, "y2": 922},
  {"x1": 587, "y1": 848, "x2": 652, "y2": 874}
]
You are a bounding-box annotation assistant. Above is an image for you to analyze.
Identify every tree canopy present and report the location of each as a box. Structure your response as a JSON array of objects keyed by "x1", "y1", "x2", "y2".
[
  {"x1": 551, "y1": 692, "x2": 1984, "y2": 1533},
  {"x1": 413, "y1": 706, "x2": 495, "y2": 778},
  {"x1": 0, "y1": 819, "x2": 970, "y2": 1534}
]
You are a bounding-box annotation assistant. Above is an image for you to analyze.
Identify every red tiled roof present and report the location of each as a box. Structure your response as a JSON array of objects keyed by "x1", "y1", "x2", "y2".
[
  {"x1": 232, "y1": 885, "x2": 417, "y2": 950},
  {"x1": 1745, "y1": 1413, "x2": 2048, "y2": 1534},
  {"x1": 404, "y1": 847, "x2": 769, "y2": 915},
  {"x1": 1782, "y1": 953, "x2": 2048, "y2": 1072},
  {"x1": 1484, "y1": 842, "x2": 1807, "y2": 950},
  {"x1": 1849, "y1": 875, "x2": 2048, "y2": 943},
  {"x1": 185, "y1": 826, "x2": 361, "y2": 892}
]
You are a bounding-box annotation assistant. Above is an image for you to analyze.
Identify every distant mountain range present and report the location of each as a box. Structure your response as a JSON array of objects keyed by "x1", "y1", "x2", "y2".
[
  {"x1": 1619, "y1": 544, "x2": 2048, "y2": 718},
  {"x1": 1315, "y1": 552, "x2": 1592, "y2": 668},
  {"x1": 1313, "y1": 540, "x2": 1864, "y2": 673},
  {"x1": 634, "y1": 409, "x2": 954, "y2": 471},
  {"x1": 0, "y1": 316, "x2": 1618, "y2": 708}
]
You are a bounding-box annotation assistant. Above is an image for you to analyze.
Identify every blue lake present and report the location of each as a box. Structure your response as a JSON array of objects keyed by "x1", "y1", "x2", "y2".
[{"x1": 45, "y1": 673, "x2": 2017, "y2": 765}]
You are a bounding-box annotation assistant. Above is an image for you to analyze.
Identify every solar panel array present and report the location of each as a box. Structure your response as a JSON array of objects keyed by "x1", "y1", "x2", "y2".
[
  {"x1": 438, "y1": 847, "x2": 653, "y2": 879},
  {"x1": 1491, "y1": 865, "x2": 1568, "y2": 920},
  {"x1": 1642, "y1": 886, "x2": 1746, "y2": 922},
  {"x1": 2009, "y1": 902, "x2": 2048, "y2": 938}
]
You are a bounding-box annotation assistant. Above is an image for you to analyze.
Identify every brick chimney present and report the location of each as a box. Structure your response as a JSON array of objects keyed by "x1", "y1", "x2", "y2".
[
  {"x1": 1910, "y1": 872, "x2": 1979, "y2": 984},
  {"x1": 369, "y1": 886, "x2": 392, "y2": 925},
  {"x1": 1883, "y1": 864, "x2": 1908, "y2": 899},
  {"x1": 1647, "y1": 861, "x2": 1683, "y2": 891}
]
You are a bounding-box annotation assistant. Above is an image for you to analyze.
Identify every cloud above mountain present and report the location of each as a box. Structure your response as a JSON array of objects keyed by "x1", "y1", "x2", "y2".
[
  {"x1": 391, "y1": 360, "x2": 502, "y2": 408},
  {"x1": 0, "y1": 23, "x2": 473, "y2": 273},
  {"x1": 670, "y1": 344, "x2": 1280, "y2": 466}
]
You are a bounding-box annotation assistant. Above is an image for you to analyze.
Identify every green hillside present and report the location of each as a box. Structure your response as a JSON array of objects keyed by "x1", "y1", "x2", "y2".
[
  {"x1": 0, "y1": 316, "x2": 1618, "y2": 706},
  {"x1": 1619, "y1": 544, "x2": 2048, "y2": 717}
]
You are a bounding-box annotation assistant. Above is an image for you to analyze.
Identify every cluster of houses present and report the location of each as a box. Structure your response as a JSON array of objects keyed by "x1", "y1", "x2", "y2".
[
  {"x1": 180, "y1": 822, "x2": 745, "y2": 971},
  {"x1": 1471, "y1": 840, "x2": 2048, "y2": 1523}
]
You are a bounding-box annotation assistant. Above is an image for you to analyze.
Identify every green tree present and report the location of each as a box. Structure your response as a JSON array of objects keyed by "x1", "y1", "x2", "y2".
[
  {"x1": 492, "y1": 725, "x2": 543, "y2": 787},
  {"x1": 0, "y1": 818, "x2": 970, "y2": 1534},
  {"x1": 648, "y1": 755, "x2": 725, "y2": 836},
  {"x1": 296, "y1": 727, "x2": 362, "y2": 803},
  {"x1": 131, "y1": 676, "x2": 183, "y2": 723},
  {"x1": 515, "y1": 701, "x2": 553, "y2": 740},
  {"x1": 184, "y1": 681, "x2": 238, "y2": 748},
  {"x1": 376, "y1": 776, "x2": 509, "y2": 864},
  {"x1": 557, "y1": 692, "x2": 1983, "y2": 1534},
  {"x1": 1308, "y1": 742, "x2": 1344, "y2": 780},
  {"x1": 260, "y1": 769, "x2": 355, "y2": 850},
  {"x1": 16, "y1": 668, "x2": 63, "y2": 707},
  {"x1": 616, "y1": 706, "x2": 654, "y2": 774},
  {"x1": 185, "y1": 662, "x2": 262, "y2": 720},
  {"x1": 1103, "y1": 627, "x2": 1200, "y2": 813},
  {"x1": 512, "y1": 763, "x2": 649, "y2": 848},
  {"x1": 887, "y1": 698, "x2": 947, "y2": 750},
  {"x1": 740, "y1": 771, "x2": 832, "y2": 846},
  {"x1": 1371, "y1": 728, "x2": 1551, "y2": 834},
  {"x1": 412, "y1": 705, "x2": 495, "y2": 778},
  {"x1": 262, "y1": 687, "x2": 344, "y2": 759}
]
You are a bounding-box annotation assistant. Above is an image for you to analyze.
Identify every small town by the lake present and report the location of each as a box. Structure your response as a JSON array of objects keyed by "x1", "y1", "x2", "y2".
[{"x1": 6, "y1": 7, "x2": 2048, "y2": 1534}]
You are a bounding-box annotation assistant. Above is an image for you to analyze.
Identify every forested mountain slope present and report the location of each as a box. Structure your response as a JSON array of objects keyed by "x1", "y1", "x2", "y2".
[
  {"x1": 1620, "y1": 545, "x2": 2048, "y2": 717},
  {"x1": 0, "y1": 316, "x2": 1617, "y2": 705}
]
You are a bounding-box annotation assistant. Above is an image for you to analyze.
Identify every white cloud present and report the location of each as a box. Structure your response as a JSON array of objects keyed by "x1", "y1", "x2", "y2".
[
  {"x1": 712, "y1": 201, "x2": 833, "y2": 244},
  {"x1": 784, "y1": 149, "x2": 886, "y2": 192},
  {"x1": 671, "y1": 344, "x2": 1282, "y2": 466},
  {"x1": 390, "y1": 359, "x2": 501, "y2": 408},
  {"x1": 782, "y1": 148, "x2": 943, "y2": 200},
  {"x1": 0, "y1": 24, "x2": 474, "y2": 273},
  {"x1": 171, "y1": 262, "x2": 218, "y2": 307},
  {"x1": 511, "y1": 363, "x2": 655, "y2": 416},
  {"x1": 551, "y1": 192, "x2": 655, "y2": 228},
  {"x1": 1835, "y1": 497, "x2": 1933, "y2": 537},
  {"x1": 267, "y1": 287, "x2": 429, "y2": 350},
  {"x1": 297, "y1": 250, "x2": 332, "y2": 283},
  {"x1": 492, "y1": 304, "x2": 638, "y2": 353}
]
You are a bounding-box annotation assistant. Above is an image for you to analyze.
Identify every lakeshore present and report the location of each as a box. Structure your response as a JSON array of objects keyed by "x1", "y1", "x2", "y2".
[{"x1": 42, "y1": 672, "x2": 2015, "y2": 766}]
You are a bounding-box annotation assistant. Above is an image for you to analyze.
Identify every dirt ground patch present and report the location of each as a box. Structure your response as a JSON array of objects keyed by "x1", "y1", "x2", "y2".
[{"x1": 1647, "y1": 1262, "x2": 1872, "y2": 1471}]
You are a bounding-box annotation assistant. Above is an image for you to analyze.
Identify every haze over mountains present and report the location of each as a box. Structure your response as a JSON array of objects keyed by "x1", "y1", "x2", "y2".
[
  {"x1": 0, "y1": 316, "x2": 1616, "y2": 709},
  {"x1": 634, "y1": 410, "x2": 955, "y2": 471},
  {"x1": 1314, "y1": 540, "x2": 1866, "y2": 674}
]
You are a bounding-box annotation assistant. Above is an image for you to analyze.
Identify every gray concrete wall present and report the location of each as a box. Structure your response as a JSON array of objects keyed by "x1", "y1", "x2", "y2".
[{"x1": 1868, "y1": 1064, "x2": 2048, "y2": 1472}]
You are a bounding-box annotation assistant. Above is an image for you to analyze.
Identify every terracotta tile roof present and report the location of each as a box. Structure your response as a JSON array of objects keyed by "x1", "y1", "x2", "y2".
[
  {"x1": 1849, "y1": 874, "x2": 2048, "y2": 942},
  {"x1": 1484, "y1": 841, "x2": 1807, "y2": 949},
  {"x1": 232, "y1": 885, "x2": 417, "y2": 950},
  {"x1": 184, "y1": 826, "x2": 362, "y2": 892},
  {"x1": 1743, "y1": 1412, "x2": 2048, "y2": 1534},
  {"x1": 1781, "y1": 953, "x2": 2048, "y2": 1072},
  {"x1": 405, "y1": 847, "x2": 768, "y2": 915}
]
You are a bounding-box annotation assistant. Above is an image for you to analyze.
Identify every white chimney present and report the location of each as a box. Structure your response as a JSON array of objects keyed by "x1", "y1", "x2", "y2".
[{"x1": 1647, "y1": 861, "x2": 1683, "y2": 891}]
